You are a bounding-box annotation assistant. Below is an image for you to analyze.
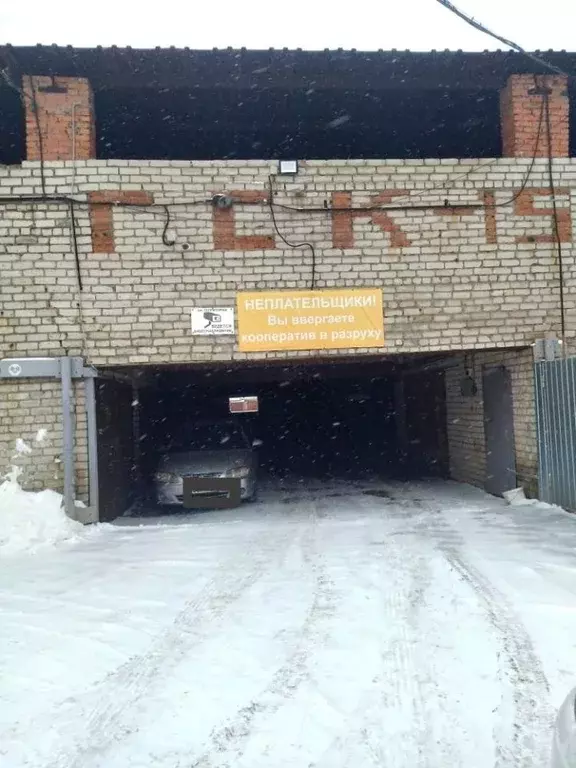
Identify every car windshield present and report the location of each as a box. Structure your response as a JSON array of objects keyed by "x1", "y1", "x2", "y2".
[{"x1": 166, "y1": 421, "x2": 248, "y2": 452}]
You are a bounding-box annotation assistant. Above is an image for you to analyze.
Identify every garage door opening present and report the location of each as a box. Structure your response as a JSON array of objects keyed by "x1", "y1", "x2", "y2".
[{"x1": 95, "y1": 356, "x2": 451, "y2": 519}]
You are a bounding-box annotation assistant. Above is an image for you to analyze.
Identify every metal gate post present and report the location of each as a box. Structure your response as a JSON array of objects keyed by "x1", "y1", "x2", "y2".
[
  {"x1": 60, "y1": 356, "x2": 76, "y2": 520},
  {"x1": 85, "y1": 375, "x2": 100, "y2": 522},
  {"x1": 1, "y1": 355, "x2": 98, "y2": 523}
]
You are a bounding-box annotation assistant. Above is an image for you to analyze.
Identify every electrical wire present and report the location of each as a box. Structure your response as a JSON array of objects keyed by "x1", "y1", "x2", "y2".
[
  {"x1": 161, "y1": 204, "x2": 176, "y2": 246},
  {"x1": 0, "y1": 195, "x2": 212, "y2": 208},
  {"x1": 27, "y1": 76, "x2": 47, "y2": 197},
  {"x1": 268, "y1": 176, "x2": 317, "y2": 289},
  {"x1": 490, "y1": 77, "x2": 546, "y2": 209},
  {"x1": 69, "y1": 199, "x2": 82, "y2": 291},
  {"x1": 543, "y1": 89, "x2": 567, "y2": 347},
  {"x1": 433, "y1": 0, "x2": 571, "y2": 78}
]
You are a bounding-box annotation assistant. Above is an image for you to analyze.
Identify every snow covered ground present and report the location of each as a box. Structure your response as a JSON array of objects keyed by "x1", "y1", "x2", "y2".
[{"x1": 1, "y1": 479, "x2": 575, "y2": 768}]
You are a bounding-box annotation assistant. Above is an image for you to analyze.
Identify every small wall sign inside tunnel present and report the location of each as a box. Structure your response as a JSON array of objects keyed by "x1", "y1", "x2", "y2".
[
  {"x1": 191, "y1": 308, "x2": 234, "y2": 335},
  {"x1": 229, "y1": 396, "x2": 259, "y2": 413}
]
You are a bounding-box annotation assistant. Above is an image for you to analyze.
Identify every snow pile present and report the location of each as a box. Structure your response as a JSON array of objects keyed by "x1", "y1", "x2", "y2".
[
  {"x1": 503, "y1": 487, "x2": 561, "y2": 510},
  {"x1": 0, "y1": 435, "x2": 86, "y2": 554},
  {"x1": 0, "y1": 469, "x2": 85, "y2": 554}
]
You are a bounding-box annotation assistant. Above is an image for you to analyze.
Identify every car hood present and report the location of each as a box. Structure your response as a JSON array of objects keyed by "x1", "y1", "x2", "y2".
[{"x1": 158, "y1": 450, "x2": 253, "y2": 476}]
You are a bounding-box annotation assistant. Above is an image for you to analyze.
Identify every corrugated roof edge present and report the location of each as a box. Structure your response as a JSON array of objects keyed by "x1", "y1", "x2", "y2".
[
  {"x1": 2, "y1": 44, "x2": 575, "y2": 92},
  {"x1": 0, "y1": 43, "x2": 572, "y2": 54}
]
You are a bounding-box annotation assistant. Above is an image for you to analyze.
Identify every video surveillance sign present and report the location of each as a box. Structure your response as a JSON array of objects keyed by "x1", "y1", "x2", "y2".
[{"x1": 191, "y1": 308, "x2": 235, "y2": 336}]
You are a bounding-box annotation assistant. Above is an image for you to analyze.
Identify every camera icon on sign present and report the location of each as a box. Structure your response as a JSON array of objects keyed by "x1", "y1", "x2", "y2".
[{"x1": 203, "y1": 311, "x2": 222, "y2": 328}]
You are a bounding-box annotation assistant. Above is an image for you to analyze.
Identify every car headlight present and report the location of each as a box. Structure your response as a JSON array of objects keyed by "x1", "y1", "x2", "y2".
[
  {"x1": 155, "y1": 472, "x2": 178, "y2": 483},
  {"x1": 224, "y1": 467, "x2": 250, "y2": 479}
]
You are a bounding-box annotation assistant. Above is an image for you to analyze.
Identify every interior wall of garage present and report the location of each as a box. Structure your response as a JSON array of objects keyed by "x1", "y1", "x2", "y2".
[
  {"x1": 401, "y1": 370, "x2": 449, "y2": 477},
  {"x1": 95, "y1": 379, "x2": 137, "y2": 521},
  {"x1": 0, "y1": 378, "x2": 89, "y2": 500},
  {"x1": 445, "y1": 347, "x2": 537, "y2": 495}
]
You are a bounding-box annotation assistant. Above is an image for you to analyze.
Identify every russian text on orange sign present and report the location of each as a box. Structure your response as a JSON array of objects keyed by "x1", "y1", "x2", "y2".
[{"x1": 237, "y1": 289, "x2": 384, "y2": 352}]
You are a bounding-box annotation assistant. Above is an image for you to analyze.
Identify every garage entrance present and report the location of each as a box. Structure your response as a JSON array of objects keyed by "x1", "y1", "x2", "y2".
[{"x1": 95, "y1": 355, "x2": 452, "y2": 519}]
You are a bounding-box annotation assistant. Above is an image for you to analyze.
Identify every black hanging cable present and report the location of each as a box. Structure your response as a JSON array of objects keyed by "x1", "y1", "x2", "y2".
[
  {"x1": 543, "y1": 89, "x2": 567, "y2": 348},
  {"x1": 27, "y1": 76, "x2": 47, "y2": 198},
  {"x1": 433, "y1": 0, "x2": 570, "y2": 77},
  {"x1": 69, "y1": 199, "x2": 83, "y2": 292},
  {"x1": 493, "y1": 75, "x2": 546, "y2": 208},
  {"x1": 268, "y1": 176, "x2": 317, "y2": 289},
  {"x1": 162, "y1": 204, "x2": 176, "y2": 247}
]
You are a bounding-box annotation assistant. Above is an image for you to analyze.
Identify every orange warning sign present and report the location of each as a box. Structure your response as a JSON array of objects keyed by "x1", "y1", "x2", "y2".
[{"x1": 237, "y1": 288, "x2": 384, "y2": 353}]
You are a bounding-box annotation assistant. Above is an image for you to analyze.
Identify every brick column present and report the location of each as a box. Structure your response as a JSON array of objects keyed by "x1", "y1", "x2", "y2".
[
  {"x1": 23, "y1": 76, "x2": 95, "y2": 161},
  {"x1": 500, "y1": 74, "x2": 569, "y2": 158}
]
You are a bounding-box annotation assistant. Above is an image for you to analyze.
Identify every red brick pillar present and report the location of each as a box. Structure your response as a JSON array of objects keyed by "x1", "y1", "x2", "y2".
[
  {"x1": 500, "y1": 74, "x2": 569, "y2": 158},
  {"x1": 23, "y1": 76, "x2": 95, "y2": 161}
]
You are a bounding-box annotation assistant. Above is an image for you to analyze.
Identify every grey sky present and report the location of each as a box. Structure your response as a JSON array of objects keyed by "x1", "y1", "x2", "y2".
[{"x1": 0, "y1": 0, "x2": 574, "y2": 51}]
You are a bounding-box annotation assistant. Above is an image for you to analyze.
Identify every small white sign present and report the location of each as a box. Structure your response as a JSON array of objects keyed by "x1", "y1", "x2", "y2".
[{"x1": 191, "y1": 308, "x2": 234, "y2": 336}]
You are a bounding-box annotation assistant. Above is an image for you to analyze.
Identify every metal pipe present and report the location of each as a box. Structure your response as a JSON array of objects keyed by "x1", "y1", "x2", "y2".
[
  {"x1": 60, "y1": 356, "x2": 76, "y2": 519},
  {"x1": 85, "y1": 375, "x2": 99, "y2": 522}
]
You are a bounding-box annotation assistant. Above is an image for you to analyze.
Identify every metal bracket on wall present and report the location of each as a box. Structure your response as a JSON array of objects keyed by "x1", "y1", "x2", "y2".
[
  {"x1": 0, "y1": 357, "x2": 96, "y2": 379},
  {"x1": 0, "y1": 356, "x2": 99, "y2": 525},
  {"x1": 533, "y1": 339, "x2": 562, "y2": 363}
]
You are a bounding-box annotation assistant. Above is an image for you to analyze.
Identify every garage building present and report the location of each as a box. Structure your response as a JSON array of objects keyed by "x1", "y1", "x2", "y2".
[{"x1": 0, "y1": 46, "x2": 572, "y2": 520}]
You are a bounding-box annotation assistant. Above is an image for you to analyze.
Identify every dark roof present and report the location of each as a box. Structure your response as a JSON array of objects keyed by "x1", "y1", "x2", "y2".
[{"x1": 2, "y1": 45, "x2": 576, "y2": 91}]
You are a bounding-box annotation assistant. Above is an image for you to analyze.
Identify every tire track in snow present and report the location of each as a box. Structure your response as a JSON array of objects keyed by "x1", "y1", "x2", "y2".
[
  {"x1": 189, "y1": 505, "x2": 338, "y2": 768},
  {"x1": 440, "y1": 544, "x2": 553, "y2": 768},
  {"x1": 0, "y1": 520, "x2": 298, "y2": 768},
  {"x1": 358, "y1": 553, "x2": 435, "y2": 768},
  {"x1": 311, "y1": 505, "x2": 434, "y2": 768},
  {"x1": 399, "y1": 488, "x2": 554, "y2": 768}
]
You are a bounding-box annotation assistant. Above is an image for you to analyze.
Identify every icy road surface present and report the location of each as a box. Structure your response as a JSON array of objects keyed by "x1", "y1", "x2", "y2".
[{"x1": 1, "y1": 481, "x2": 576, "y2": 768}]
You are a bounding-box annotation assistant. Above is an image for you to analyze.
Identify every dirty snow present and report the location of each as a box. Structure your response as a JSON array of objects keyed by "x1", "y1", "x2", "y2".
[{"x1": 0, "y1": 480, "x2": 575, "y2": 767}]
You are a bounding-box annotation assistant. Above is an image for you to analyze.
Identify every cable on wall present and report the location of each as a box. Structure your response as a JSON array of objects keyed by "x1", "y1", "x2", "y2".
[
  {"x1": 491, "y1": 75, "x2": 546, "y2": 209},
  {"x1": 68, "y1": 199, "x2": 83, "y2": 292},
  {"x1": 268, "y1": 176, "x2": 317, "y2": 289},
  {"x1": 161, "y1": 204, "x2": 176, "y2": 247},
  {"x1": 26, "y1": 76, "x2": 47, "y2": 198},
  {"x1": 542, "y1": 86, "x2": 567, "y2": 348}
]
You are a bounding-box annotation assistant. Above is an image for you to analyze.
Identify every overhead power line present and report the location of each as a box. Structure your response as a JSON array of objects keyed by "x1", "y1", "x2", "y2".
[{"x1": 433, "y1": 0, "x2": 570, "y2": 77}]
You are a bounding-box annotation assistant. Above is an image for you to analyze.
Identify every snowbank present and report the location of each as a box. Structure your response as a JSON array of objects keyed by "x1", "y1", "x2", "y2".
[
  {"x1": 0, "y1": 468, "x2": 86, "y2": 555},
  {"x1": 503, "y1": 486, "x2": 563, "y2": 511}
]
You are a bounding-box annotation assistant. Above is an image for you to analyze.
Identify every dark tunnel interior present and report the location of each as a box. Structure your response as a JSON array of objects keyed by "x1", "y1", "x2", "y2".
[{"x1": 95, "y1": 361, "x2": 450, "y2": 518}]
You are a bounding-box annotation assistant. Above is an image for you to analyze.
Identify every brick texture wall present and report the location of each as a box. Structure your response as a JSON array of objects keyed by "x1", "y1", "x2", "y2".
[
  {"x1": 445, "y1": 348, "x2": 537, "y2": 494},
  {"x1": 0, "y1": 379, "x2": 89, "y2": 499},
  {"x1": 1, "y1": 156, "x2": 572, "y2": 506},
  {"x1": 23, "y1": 76, "x2": 95, "y2": 162},
  {"x1": 1, "y1": 69, "x2": 569, "y2": 508},
  {"x1": 1, "y1": 158, "x2": 575, "y2": 366},
  {"x1": 501, "y1": 75, "x2": 569, "y2": 158}
]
